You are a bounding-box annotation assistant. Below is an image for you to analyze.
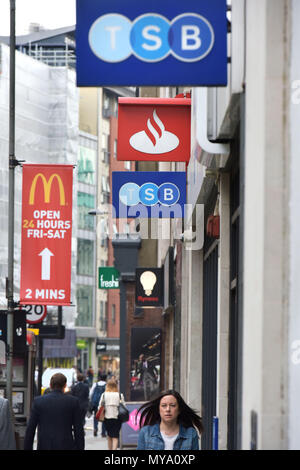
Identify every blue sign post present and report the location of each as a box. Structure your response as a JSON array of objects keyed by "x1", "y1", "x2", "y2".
[
  {"x1": 112, "y1": 171, "x2": 186, "y2": 219},
  {"x1": 76, "y1": 0, "x2": 228, "y2": 86}
]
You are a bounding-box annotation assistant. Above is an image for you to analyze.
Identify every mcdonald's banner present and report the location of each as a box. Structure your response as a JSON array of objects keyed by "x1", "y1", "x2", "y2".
[{"x1": 20, "y1": 164, "x2": 73, "y2": 306}]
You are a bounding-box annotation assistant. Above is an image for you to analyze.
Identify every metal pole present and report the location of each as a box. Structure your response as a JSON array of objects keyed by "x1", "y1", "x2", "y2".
[
  {"x1": 212, "y1": 416, "x2": 219, "y2": 450},
  {"x1": 6, "y1": 0, "x2": 16, "y2": 407},
  {"x1": 119, "y1": 280, "x2": 126, "y2": 397},
  {"x1": 37, "y1": 338, "x2": 43, "y2": 395}
]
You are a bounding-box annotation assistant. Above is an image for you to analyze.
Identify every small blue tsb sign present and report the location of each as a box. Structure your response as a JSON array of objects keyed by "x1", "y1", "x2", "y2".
[{"x1": 112, "y1": 171, "x2": 186, "y2": 219}]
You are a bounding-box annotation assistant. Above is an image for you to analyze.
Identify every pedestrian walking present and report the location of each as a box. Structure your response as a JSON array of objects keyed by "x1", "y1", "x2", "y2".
[
  {"x1": 89, "y1": 373, "x2": 107, "y2": 437},
  {"x1": 86, "y1": 365, "x2": 94, "y2": 388},
  {"x1": 71, "y1": 373, "x2": 90, "y2": 427},
  {"x1": 0, "y1": 396, "x2": 16, "y2": 450},
  {"x1": 24, "y1": 372, "x2": 85, "y2": 450},
  {"x1": 97, "y1": 368, "x2": 104, "y2": 381},
  {"x1": 136, "y1": 389, "x2": 203, "y2": 450},
  {"x1": 98, "y1": 378, "x2": 126, "y2": 450}
]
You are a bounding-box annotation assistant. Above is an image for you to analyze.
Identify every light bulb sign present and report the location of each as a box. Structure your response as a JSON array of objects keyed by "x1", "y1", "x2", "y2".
[
  {"x1": 76, "y1": 0, "x2": 228, "y2": 86},
  {"x1": 117, "y1": 97, "x2": 191, "y2": 162},
  {"x1": 136, "y1": 268, "x2": 164, "y2": 307},
  {"x1": 112, "y1": 171, "x2": 186, "y2": 219}
]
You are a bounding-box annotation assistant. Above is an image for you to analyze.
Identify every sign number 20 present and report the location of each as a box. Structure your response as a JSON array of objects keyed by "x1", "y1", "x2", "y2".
[{"x1": 23, "y1": 305, "x2": 47, "y2": 324}]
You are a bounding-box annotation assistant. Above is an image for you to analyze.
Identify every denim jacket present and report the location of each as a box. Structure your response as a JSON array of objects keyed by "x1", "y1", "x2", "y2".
[{"x1": 137, "y1": 423, "x2": 199, "y2": 450}]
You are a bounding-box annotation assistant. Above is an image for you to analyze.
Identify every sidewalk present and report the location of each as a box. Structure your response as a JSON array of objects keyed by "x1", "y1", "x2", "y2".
[{"x1": 84, "y1": 415, "x2": 108, "y2": 450}]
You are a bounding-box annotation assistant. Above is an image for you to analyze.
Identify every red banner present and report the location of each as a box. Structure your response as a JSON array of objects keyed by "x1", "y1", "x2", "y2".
[
  {"x1": 117, "y1": 97, "x2": 191, "y2": 162},
  {"x1": 20, "y1": 164, "x2": 73, "y2": 305}
]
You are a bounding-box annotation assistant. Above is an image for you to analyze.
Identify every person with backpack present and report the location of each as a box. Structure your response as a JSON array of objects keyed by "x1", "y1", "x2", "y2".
[{"x1": 89, "y1": 373, "x2": 107, "y2": 437}]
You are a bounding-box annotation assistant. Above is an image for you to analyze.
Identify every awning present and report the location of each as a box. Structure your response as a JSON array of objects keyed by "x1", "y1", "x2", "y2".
[{"x1": 43, "y1": 329, "x2": 77, "y2": 358}]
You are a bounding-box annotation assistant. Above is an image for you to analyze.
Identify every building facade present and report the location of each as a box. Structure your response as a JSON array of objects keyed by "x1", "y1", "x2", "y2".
[{"x1": 153, "y1": 0, "x2": 300, "y2": 450}]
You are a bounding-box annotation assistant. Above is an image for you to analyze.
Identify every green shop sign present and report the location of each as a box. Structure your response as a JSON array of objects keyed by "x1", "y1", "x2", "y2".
[
  {"x1": 76, "y1": 339, "x2": 87, "y2": 350},
  {"x1": 98, "y1": 267, "x2": 120, "y2": 289}
]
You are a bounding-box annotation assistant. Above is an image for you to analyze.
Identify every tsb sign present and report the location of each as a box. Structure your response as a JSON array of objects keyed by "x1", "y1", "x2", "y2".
[
  {"x1": 119, "y1": 182, "x2": 180, "y2": 207},
  {"x1": 76, "y1": 0, "x2": 227, "y2": 86},
  {"x1": 89, "y1": 13, "x2": 214, "y2": 63},
  {"x1": 112, "y1": 171, "x2": 186, "y2": 219}
]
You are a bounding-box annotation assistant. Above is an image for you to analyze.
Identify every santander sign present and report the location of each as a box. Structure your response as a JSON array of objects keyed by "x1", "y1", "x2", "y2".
[
  {"x1": 117, "y1": 97, "x2": 191, "y2": 162},
  {"x1": 129, "y1": 109, "x2": 179, "y2": 154}
]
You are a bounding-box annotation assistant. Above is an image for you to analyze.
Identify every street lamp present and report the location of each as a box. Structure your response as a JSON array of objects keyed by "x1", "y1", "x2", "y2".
[
  {"x1": 6, "y1": 0, "x2": 16, "y2": 408},
  {"x1": 88, "y1": 207, "x2": 109, "y2": 216}
]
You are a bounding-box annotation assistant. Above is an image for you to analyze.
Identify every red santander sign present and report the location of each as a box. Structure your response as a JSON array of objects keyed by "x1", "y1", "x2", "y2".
[
  {"x1": 117, "y1": 97, "x2": 191, "y2": 162},
  {"x1": 20, "y1": 164, "x2": 73, "y2": 306}
]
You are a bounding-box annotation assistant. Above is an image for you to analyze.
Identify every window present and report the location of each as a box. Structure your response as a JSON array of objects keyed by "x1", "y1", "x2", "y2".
[
  {"x1": 103, "y1": 92, "x2": 118, "y2": 118},
  {"x1": 102, "y1": 134, "x2": 108, "y2": 150},
  {"x1": 101, "y1": 236, "x2": 108, "y2": 248},
  {"x1": 77, "y1": 239, "x2": 94, "y2": 276},
  {"x1": 102, "y1": 176, "x2": 110, "y2": 194},
  {"x1": 103, "y1": 95, "x2": 110, "y2": 110},
  {"x1": 102, "y1": 134, "x2": 110, "y2": 163},
  {"x1": 77, "y1": 192, "x2": 95, "y2": 231},
  {"x1": 112, "y1": 304, "x2": 116, "y2": 325},
  {"x1": 100, "y1": 301, "x2": 108, "y2": 331},
  {"x1": 113, "y1": 98, "x2": 118, "y2": 116},
  {"x1": 76, "y1": 285, "x2": 93, "y2": 327},
  {"x1": 78, "y1": 146, "x2": 96, "y2": 185}
]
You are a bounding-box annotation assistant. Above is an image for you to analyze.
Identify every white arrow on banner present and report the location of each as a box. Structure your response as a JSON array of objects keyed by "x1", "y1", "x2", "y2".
[{"x1": 38, "y1": 248, "x2": 54, "y2": 280}]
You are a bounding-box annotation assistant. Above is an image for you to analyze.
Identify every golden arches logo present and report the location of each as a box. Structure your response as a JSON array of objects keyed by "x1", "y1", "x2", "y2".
[{"x1": 29, "y1": 173, "x2": 66, "y2": 205}]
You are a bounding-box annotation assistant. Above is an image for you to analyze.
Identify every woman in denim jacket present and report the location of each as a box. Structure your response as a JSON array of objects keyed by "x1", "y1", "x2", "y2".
[{"x1": 136, "y1": 390, "x2": 203, "y2": 450}]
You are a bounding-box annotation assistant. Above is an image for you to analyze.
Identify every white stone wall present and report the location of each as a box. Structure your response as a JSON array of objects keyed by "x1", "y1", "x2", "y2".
[
  {"x1": 288, "y1": 0, "x2": 300, "y2": 450},
  {"x1": 242, "y1": 0, "x2": 289, "y2": 449}
]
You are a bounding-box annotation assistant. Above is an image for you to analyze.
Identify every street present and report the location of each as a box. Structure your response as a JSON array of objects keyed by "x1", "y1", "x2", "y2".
[{"x1": 83, "y1": 415, "x2": 109, "y2": 451}]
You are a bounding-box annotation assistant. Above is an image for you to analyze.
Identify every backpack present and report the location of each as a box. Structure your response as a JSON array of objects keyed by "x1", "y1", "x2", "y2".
[{"x1": 91, "y1": 383, "x2": 106, "y2": 409}]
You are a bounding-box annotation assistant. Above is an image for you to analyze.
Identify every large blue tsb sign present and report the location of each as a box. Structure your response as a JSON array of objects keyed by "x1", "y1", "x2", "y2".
[
  {"x1": 112, "y1": 172, "x2": 186, "y2": 218},
  {"x1": 76, "y1": 0, "x2": 227, "y2": 86}
]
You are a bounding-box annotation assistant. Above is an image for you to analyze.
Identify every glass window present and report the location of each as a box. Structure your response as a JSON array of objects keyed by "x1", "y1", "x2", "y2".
[
  {"x1": 77, "y1": 192, "x2": 95, "y2": 231},
  {"x1": 103, "y1": 95, "x2": 110, "y2": 110},
  {"x1": 112, "y1": 304, "x2": 116, "y2": 325},
  {"x1": 78, "y1": 146, "x2": 96, "y2": 185},
  {"x1": 113, "y1": 98, "x2": 118, "y2": 116},
  {"x1": 76, "y1": 285, "x2": 93, "y2": 327},
  {"x1": 102, "y1": 134, "x2": 109, "y2": 150},
  {"x1": 77, "y1": 239, "x2": 94, "y2": 276},
  {"x1": 102, "y1": 176, "x2": 110, "y2": 193},
  {"x1": 100, "y1": 301, "x2": 108, "y2": 331}
]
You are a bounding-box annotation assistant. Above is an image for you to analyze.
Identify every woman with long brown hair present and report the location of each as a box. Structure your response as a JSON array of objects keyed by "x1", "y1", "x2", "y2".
[{"x1": 137, "y1": 389, "x2": 203, "y2": 450}]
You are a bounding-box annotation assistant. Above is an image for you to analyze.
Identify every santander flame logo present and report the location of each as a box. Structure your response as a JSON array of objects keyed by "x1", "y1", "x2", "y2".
[{"x1": 129, "y1": 109, "x2": 179, "y2": 155}]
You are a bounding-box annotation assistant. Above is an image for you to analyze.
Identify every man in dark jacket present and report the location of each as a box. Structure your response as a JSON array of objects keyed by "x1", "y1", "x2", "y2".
[
  {"x1": 24, "y1": 372, "x2": 84, "y2": 450},
  {"x1": 70, "y1": 373, "x2": 90, "y2": 427}
]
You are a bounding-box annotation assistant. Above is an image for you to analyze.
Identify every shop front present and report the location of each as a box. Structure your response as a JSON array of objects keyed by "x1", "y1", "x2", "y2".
[{"x1": 96, "y1": 338, "x2": 120, "y2": 378}]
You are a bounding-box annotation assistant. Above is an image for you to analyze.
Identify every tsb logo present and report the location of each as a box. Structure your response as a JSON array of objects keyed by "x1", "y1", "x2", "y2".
[
  {"x1": 89, "y1": 13, "x2": 214, "y2": 63},
  {"x1": 119, "y1": 182, "x2": 180, "y2": 206}
]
